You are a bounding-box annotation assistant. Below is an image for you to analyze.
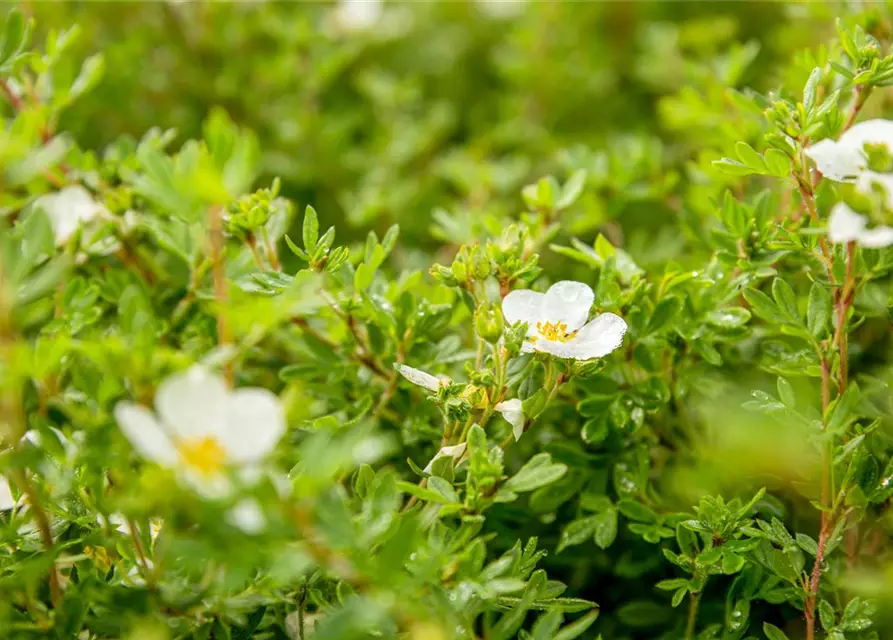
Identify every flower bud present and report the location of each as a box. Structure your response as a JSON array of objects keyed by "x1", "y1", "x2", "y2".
[
  {"x1": 474, "y1": 303, "x2": 504, "y2": 343},
  {"x1": 469, "y1": 245, "x2": 492, "y2": 279},
  {"x1": 450, "y1": 257, "x2": 467, "y2": 282},
  {"x1": 429, "y1": 264, "x2": 458, "y2": 286}
]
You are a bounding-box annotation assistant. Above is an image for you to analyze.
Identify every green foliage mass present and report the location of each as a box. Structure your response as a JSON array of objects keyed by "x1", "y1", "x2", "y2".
[{"x1": 2, "y1": 2, "x2": 893, "y2": 639}]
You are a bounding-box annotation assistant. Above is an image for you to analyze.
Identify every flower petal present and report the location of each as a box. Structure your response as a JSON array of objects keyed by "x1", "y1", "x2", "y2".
[
  {"x1": 226, "y1": 499, "x2": 266, "y2": 535},
  {"x1": 423, "y1": 443, "x2": 467, "y2": 473},
  {"x1": 805, "y1": 138, "x2": 865, "y2": 182},
  {"x1": 502, "y1": 289, "x2": 545, "y2": 335},
  {"x1": 0, "y1": 476, "x2": 15, "y2": 511},
  {"x1": 857, "y1": 226, "x2": 893, "y2": 248},
  {"x1": 156, "y1": 366, "x2": 229, "y2": 440},
  {"x1": 114, "y1": 402, "x2": 178, "y2": 466},
  {"x1": 495, "y1": 399, "x2": 525, "y2": 441},
  {"x1": 219, "y1": 388, "x2": 286, "y2": 464},
  {"x1": 36, "y1": 185, "x2": 107, "y2": 246},
  {"x1": 396, "y1": 364, "x2": 446, "y2": 392},
  {"x1": 857, "y1": 171, "x2": 893, "y2": 209},
  {"x1": 541, "y1": 281, "x2": 595, "y2": 332},
  {"x1": 558, "y1": 312, "x2": 628, "y2": 360},
  {"x1": 828, "y1": 203, "x2": 867, "y2": 244},
  {"x1": 841, "y1": 118, "x2": 893, "y2": 153}
]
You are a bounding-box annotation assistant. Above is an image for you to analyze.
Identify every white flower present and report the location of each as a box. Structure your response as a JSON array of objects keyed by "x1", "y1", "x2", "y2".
[
  {"x1": 35, "y1": 185, "x2": 109, "y2": 246},
  {"x1": 226, "y1": 499, "x2": 266, "y2": 535},
  {"x1": 423, "y1": 443, "x2": 467, "y2": 474},
  {"x1": 477, "y1": 0, "x2": 527, "y2": 18},
  {"x1": 827, "y1": 202, "x2": 893, "y2": 248},
  {"x1": 494, "y1": 399, "x2": 525, "y2": 441},
  {"x1": 332, "y1": 0, "x2": 383, "y2": 32},
  {"x1": 114, "y1": 365, "x2": 286, "y2": 496},
  {"x1": 0, "y1": 476, "x2": 16, "y2": 511},
  {"x1": 396, "y1": 364, "x2": 450, "y2": 392},
  {"x1": 805, "y1": 119, "x2": 893, "y2": 182},
  {"x1": 502, "y1": 281, "x2": 627, "y2": 360}
]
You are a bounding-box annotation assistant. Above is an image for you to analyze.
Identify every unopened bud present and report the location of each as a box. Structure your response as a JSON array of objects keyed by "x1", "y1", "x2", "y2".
[{"x1": 474, "y1": 303, "x2": 504, "y2": 343}]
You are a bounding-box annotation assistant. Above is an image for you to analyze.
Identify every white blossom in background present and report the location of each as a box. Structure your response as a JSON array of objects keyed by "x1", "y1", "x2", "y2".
[
  {"x1": 494, "y1": 398, "x2": 525, "y2": 440},
  {"x1": 98, "y1": 513, "x2": 164, "y2": 541},
  {"x1": 0, "y1": 476, "x2": 16, "y2": 511},
  {"x1": 34, "y1": 185, "x2": 109, "y2": 247},
  {"x1": 827, "y1": 202, "x2": 893, "y2": 248},
  {"x1": 332, "y1": 0, "x2": 383, "y2": 32},
  {"x1": 805, "y1": 119, "x2": 893, "y2": 182},
  {"x1": 114, "y1": 365, "x2": 286, "y2": 497},
  {"x1": 226, "y1": 499, "x2": 266, "y2": 534},
  {"x1": 477, "y1": 0, "x2": 528, "y2": 19},
  {"x1": 502, "y1": 281, "x2": 627, "y2": 360},
  {"x1": 395, "y1": 364, "x2": 450, "y2": 392},
  {"x1": 423, "y1": 443, "x2": 467, "y2": 474}
]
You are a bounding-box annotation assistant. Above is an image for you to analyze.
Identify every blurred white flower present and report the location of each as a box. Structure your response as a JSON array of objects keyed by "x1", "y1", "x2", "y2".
[
  {"x1": 828, "y1": 202, "x2": 893, "y2": 248},
  {"x1": 0, "y1": 476, "x2": 16, "y2": 511},
  {"x1": 494, "y1": 398, "x2": 525, "y2": 440},
  {"x1": 477, "y1": 0, "x2": 527, "y2": 19},
  {"x1": 34, "y1": 185, "x2": 109, "y2": 247},
  {"x1": 805, "y1": 119, "x2": 893, "y2": 182},
  {"x1": 502, "y1": 281, "x2": 627, "y2": 360},
  {"x1": 332, "y1": 0, "x2": 383, "y2": 32},
  {"x1": 114, "y1": 365, "x2": 286, "y2": 496},
  {"x1": 226, "y1": 499, "x2": 266, "y2": 534},
  {"x1": 423, "y1": 443, "x2": 467, "y2": 473},
  {"x1": 395, "y1": 364, "x2": 450, "y2": 392},
  {"x1": 98, "y1": 513, "x2": 164, "y2": 541}
]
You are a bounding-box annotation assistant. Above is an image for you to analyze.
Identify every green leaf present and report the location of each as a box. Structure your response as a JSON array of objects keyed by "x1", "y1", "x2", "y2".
[
  {"x1": 616, "y1": 499, "x2": 657, "y2": 523},
  {"x1": 556, "y1": 169, "x2": 587, "y2": 210},
  {"x1": 0, "y1": 10, "x2": 25, "y2": 66},
  {"x1": 743, "y1": 289, "x2": 787, "y2": 324},
  {"x1": 303, "y1": 205, "x2": 319, "y2": 253},
  {"x1": 764, "y1": 149, "x2": 791, "y2": 178},
  {"x1": 771, "y1": 278, "x2": 800, "y2": 322},
  {"x1": 647, "y1": 297, "x2": 681, "y2": 334},
  {"x1": 552, "y1": 610, "x2": 599, "y2": 640},
  {"x1": 803, "y1": 67, "x2": 821, "y2": 112},
  {"x1": 396, "y1": 481, "x2": 450, "y2": 504},
  {"x1": 505, "y1": 453, "x2": 568, "y2": 493},
  {"x1": 763, "y1": 622, "x2": 791, "y2": 640},
  {"x1": 818, "y1": 599, "x2": 835, "y2": 631},
  {"x1": 427, "y1": 476, "x2": 459, "y2": 503},
  {"x1": 557, "y1": 515, "x2": 600, "y2": 553},
  {"x1": 706, "y1": 307, "x2": 751, "y2": 329},
  {"x1": 593, "y1": 508, "x2": 618, "y2": 549},
  {"x1": 735, "y1": 141, "x2": 768, "y2": 173},
  {"x1": 777, "y1": 377, "x2": 796, "y2": 408},
  {"x1": 713, "y1": 158, "x2": 756, "y2": 176},
  {"x1": 354, "y1": 263, "x2": 374, "y2": 292},
  {"x1": 807, "y1": 282, "x2": 831, "y2": 336}
]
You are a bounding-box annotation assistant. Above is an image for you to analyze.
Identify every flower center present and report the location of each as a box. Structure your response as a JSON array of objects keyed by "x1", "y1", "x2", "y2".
[
  {"x1": 535, "y1": 321, "x2": 578, "y2": 343},
  {"x1": 176, "y1": 437, "x2": 227, "y2": 476}
]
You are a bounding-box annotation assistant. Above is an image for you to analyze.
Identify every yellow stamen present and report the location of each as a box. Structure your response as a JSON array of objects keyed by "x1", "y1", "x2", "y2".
[
  {"x1": 176, "y1": 437, "x2": 226, "y2": 476},
  {"x1": 536, "y1": 321, "x2": 578, "y2": 343}
]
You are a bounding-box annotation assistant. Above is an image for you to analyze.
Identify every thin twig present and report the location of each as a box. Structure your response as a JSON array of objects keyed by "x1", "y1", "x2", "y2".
[{"x1": 209, "y1": 205, "x2": 232, "y2": 385}]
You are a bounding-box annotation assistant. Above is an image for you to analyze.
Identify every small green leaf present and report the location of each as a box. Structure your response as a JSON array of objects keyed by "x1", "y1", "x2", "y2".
[
  {"x1": 505, "y1": 453, "x2": 568, "y2": 493},
  {"x1": 771, "y1": 278, "x2": 800, "y2": 322},
  {"x1": 713, "y1": 158, "x2": 756, "y2": 176},
  {"x1": 303, "y1": 205, "x2": 319, "y2": 253},
  {"x1": 763, "y1": 622, "x2": 791, "y2": 640},
  {"x1": 735, "y1": 141, "x2": 768, "y2": 173},
  {"x1": 807, "y1": 282, "x2": 831, "y2": 336},
  {"x1": 556, "y1": 169, "x2": 587, "y2": 210},
  {"x1": 764, "y1": 149, "x2": 791, "y2": 177},
  {"x1": 616, "y1": 499, "x2": 657, "y2": 523}
]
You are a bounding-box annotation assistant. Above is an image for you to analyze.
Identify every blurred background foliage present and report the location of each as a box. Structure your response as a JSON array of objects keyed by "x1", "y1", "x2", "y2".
[
  {"x1": 23, "y1": 1, "x2": 878, "y2": 255},
  {"x1": 6, "y1": 1, "x2": 893, "y2": 638}
]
